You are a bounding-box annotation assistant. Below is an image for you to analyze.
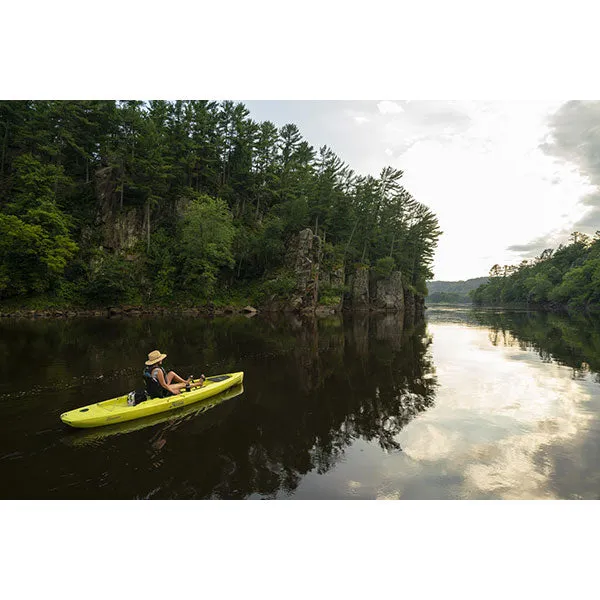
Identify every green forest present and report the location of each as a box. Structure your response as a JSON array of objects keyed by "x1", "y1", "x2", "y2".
[
  {"x1": 0, "y1": 100, "x2": 441, "y2": 311},
  {"x1": 471, "y1": 232, "x2": 600, "y2": 312},
  {"x1": 426, "y1": 277, "x2": 488, "y2": 304}
]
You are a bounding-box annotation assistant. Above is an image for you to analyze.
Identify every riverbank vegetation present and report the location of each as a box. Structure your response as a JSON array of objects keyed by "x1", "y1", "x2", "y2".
[
  {"x1": 0, "y1": 101, "x2": 441, "y2": 310},
  {"x1": 471, "y1": 232, "x2": 600, "y2": 311}
]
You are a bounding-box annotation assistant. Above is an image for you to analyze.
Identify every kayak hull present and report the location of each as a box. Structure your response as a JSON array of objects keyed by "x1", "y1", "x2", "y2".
[
  {"x1": 63, "y1": 384, "x2": 244, "y2": 446},
  {"x1": 60, "y1": 371, "x2": 244, "y2": 429}
]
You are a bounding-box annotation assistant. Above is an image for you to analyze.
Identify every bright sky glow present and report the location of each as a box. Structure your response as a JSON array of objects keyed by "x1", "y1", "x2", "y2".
[{"x1": 243, "y1": 100, "x2": 595, "y2": 280}]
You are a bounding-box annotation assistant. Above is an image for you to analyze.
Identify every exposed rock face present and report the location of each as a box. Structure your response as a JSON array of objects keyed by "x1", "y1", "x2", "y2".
[
  {"x1": 349, "y1": 265, "x2": 370, "y2": 310},
  {"x1": 107, "y1": 209, "x2": 142, "y2": 251},
  {"x1": 403, "y1": 288, "x2": 416, "y2": 327},
  {"x1": 286, "y1": 228, "x2": 321, "y2": 312},
  {"x1": 95, "y1": 166, "x2": 143, "y2": 251},
  {"x1": 372, "y1": 270, "x2": 404, "y2": 312}
]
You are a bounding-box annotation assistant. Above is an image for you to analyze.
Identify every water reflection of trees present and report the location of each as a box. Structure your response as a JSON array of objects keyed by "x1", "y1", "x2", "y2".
[
  {"x1": 0, "y1": 314, "x2": 437, "y2": 499},
  {"x1": 142, "y1": 313, "x2": 438, "y2": 499},
  {"x1": 466, "y1": 309, "x2": 600, "y2": 500},
  {"x1": 471, "y1": 310, "x2": 600, "y2": 379}
]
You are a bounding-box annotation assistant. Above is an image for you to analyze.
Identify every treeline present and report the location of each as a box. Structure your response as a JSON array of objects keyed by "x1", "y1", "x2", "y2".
[
  {"x1": 427, "y1": 292, "x2": 471, "y2": 304},
  {"x1": 426, "y1": 277, "x2": 488, "y2": 304},
  {"x1": 0, "y1": 100, "x2": 440, "y2": 308},
  {"x1": 471, "y1": 232, "x2": 600, "y2": 311}
]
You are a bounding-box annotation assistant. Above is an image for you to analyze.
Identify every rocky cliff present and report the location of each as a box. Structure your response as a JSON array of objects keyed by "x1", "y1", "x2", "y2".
[
  {"x1": 344, "y1": 266, "x2": 407, "y2": 313},
  {"x1": 286, "y1": 228, "x2": 321, "y2": 312},
  {"x1": 348, "y1": 265, "x2": 370, "y2": 311},
  {"x1": 268, "y1": 228, "x2": 426, "y2": 319},
  {"x1": 372, "y1": 270, "x2": 404, "y2": 312},
  {"x1": 95, "y1": 166, "x2": 144, "y2": 253}
]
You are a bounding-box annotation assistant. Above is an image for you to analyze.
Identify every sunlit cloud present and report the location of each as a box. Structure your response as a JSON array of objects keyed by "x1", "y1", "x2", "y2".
[{"x1": 397, "y1": 102, "x2": 591, "y2": 278}]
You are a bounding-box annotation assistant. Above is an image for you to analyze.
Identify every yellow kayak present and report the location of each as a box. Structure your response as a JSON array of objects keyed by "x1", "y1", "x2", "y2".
[
  {"x1": 63, "y1": 384, "x2": 244, "y2": 445},
  {"x1": 60, "y1": 372, "x2": 244, "y2": 428}
]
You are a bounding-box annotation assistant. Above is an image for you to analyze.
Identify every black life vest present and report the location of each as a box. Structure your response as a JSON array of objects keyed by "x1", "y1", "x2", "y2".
[{"x1": 143, "y1": 365, "x2": 170, "y2": 398}]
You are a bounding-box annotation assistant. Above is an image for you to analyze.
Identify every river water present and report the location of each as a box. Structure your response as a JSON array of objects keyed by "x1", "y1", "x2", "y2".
[{"x1": 1, "y1": 306, "x2": 600, "y2": 499}]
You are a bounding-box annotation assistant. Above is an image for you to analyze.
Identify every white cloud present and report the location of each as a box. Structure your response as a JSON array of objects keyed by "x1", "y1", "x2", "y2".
[
  {"x1": 353, "y1": 116, "x2": 369, "y2": 125},
  {"x1": 377, "y1": 100, "x2": 404, "y2": 115},
  {"x1": 384, "y1": 148, "x2": 393, "y2": 157},
  {"x1": 394, "y1": 101, "x2": 591, "y2": 279}
]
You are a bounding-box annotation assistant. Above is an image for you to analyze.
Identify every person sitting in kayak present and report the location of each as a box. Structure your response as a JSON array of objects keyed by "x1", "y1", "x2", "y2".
[{"x1": 143, "y1": 350, "x2": 206, "y2": 398}]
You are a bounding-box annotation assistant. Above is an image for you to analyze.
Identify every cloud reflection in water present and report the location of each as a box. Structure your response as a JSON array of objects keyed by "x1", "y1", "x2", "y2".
[{"x1": 398, "y1": 323, "x2": 596, "y2": 499}]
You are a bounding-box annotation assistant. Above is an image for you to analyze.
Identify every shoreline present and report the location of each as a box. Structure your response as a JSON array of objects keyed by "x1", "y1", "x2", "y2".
[
  {"x1": 8, "y1": 300, "x2": 583, "y2": 320},
  {"x1": 0, "y1": 304, "x2": 348, "y2": 320},
  {"x1": 0, "y1": 303, "x2": 419, "y2": 320},
  {"x1": 0, "y1": 305, "x2": 259, "y2": 319}
]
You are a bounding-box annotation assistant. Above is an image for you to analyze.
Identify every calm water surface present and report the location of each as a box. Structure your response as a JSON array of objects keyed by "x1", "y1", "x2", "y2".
[{"x1": 2, "y1": 307, "x2": 600, "y2": 499}]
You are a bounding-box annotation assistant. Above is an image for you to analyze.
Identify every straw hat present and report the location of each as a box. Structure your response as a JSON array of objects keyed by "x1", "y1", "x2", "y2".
[{"x1": 145, "y1": 350, "x2": 167, "y2": 366}]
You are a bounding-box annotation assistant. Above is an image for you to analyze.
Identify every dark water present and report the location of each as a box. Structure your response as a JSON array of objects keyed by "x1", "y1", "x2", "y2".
[{"x1": 2, "y1": 307, "x2": 600, "y2": 499}]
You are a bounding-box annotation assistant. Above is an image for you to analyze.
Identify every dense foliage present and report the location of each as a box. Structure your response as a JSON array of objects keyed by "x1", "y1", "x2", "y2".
[
  {"x1": 0, "y1": 101, "x2": 441, "y2": 307},
  {"x1": 471, "y1": 232, "x2": 600, "y2": 311}
]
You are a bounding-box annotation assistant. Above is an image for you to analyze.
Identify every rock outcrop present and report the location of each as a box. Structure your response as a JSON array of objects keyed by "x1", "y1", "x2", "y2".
[
  {"x1": 263, "y1": 228, "x2": 426, "y2": 318},
  {"x1": 286, "y1": 228, "x2": 321, "y2": 312},
  {"x1": 346, "y1": 265, "x2": 370, "y2": 311},
  {"x1": 372, "y1": 270, "x2": 404, "y2": 312},
  {"x1": 344, "y1": 267, "x2": 408, "y2": 313},
  {"x1": 95, "y1": 166, "x2": 143, "y2": 252}
]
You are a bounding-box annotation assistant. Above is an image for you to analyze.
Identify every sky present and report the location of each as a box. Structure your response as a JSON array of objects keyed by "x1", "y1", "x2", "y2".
[{"x1": 242, "y1": 100, "x2": 599, "y2": 281}]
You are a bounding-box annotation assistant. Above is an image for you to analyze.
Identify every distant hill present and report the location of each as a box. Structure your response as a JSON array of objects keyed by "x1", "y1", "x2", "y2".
[{"x1": 426, "y1": 277, "x2": 489, "y2": 304}]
